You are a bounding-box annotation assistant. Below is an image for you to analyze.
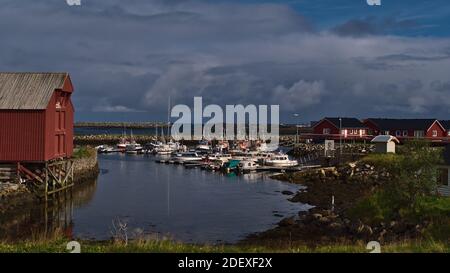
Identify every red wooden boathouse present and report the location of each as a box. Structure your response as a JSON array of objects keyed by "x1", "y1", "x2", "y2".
[{"x1": 0, "y1": 72, "x2": 74, "y2": 163}]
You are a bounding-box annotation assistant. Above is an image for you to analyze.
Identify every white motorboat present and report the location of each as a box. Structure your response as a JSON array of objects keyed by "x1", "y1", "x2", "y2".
[
  {"x1": 257, "y1": 142, "x2": 278, "y2": 152},
  {"x1": 97, "y1": 145, "x2": 115, "y2": 153},
  {"x1": 206, "y1": 153, "x2": 232, "y2": 163},
  {"x1": 125, "y1": 143, "x2": 143, "y2": 154},
  {"x1": 238, "y1": 160, "x2": 259, "y2": 172},
  {"x1": 196, "y1": 140, "x2": 211, "y2": 151},
  {"x1": 265, "y1": 154, "x2": 298, "y2": 167},
  {"x1": 255, "y1": 152, "x2": 276, "y2": 165},
  {"x1": 232, "y1": 151, "x2": 259, "y2": 162},
  {"x1": 171, "y1": 152, "x2": 203, "y2": 163}
]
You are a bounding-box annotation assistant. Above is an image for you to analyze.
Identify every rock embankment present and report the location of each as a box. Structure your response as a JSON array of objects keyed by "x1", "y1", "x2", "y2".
[
  {"x1": 242, "y1": 161, "x2": 424, "y2": 247},
  {"x1": 72, "y1": 150, "x2": 99, "y2": 184}
]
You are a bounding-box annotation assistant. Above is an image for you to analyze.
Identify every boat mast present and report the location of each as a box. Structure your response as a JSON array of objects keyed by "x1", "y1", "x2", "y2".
[{"x1": 167, "y1": 96, "x2": 171, "y2": 142}]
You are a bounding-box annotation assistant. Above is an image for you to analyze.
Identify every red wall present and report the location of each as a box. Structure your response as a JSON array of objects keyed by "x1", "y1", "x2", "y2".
[
  {"x1": 44, "y1": 79, "x2": 74, "y2": 161},
  {"x1": 0, "y1": 75, "x2": 74, "y2": 162},
  {"x1": 0, "y1": 110, "x2": 46, "y2": 162},
  {"x1": 426, "y1": 121, "x2": 446, "y2": 138},
  {"x1": 313, "y1": 120, "x2": 339, "y2": 135},
  {"x1": 364, "y1": 120, "x2": 446, "y2": 138}
]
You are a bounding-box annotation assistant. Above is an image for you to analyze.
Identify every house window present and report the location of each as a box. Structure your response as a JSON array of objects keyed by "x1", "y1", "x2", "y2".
[
  {"x1": 448, "y1": 130, "x2": 450, "y2": 136},
  {"x1": 432, "y1": 130, "x2": 438, "y2": 137},
  {"x1": 395, "y1": 130, "x2": 401, "y2": 137},
  {"x1": 438, "y1": 168, "x2": 448, "y2": 186},
  {"x1": 323, "y1": 128, "x2": 330, "y2": 135},
  {"x1": 403, "y1": 130, "x2": 408, "y2": 137},
  {"x1": 383, "y1": 131, "x2": 390, "y2": 135},
  {"x1": 414, "y1": 130, "x2": 425, "y2": 138}
]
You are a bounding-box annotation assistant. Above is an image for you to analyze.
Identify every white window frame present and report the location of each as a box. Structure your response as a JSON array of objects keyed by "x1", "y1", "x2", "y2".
[
  {"x1": 432, "y1": 130, "x2": 438, "y2": 137},
  {"x1": 414, "y1": 130, "x2": 425, "y2": 138},
  {"x1": 323, "y1": 128, "x2": 331, "y2": 135}
]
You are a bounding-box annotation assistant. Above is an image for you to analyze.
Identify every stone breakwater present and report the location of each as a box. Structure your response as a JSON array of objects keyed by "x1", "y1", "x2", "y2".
[{"x1": 72, "y1": 150, "x2": 100, "y2": 184}]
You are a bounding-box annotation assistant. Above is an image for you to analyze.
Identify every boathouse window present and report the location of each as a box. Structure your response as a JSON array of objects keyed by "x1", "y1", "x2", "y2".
[
  {"x1": 438, "y1": 168, "x2": 448, "y2": 186},
  {"x1": 395, "y1": 130, "x2": 401, "y2": 137},
  {"x1": 432, "y1": 130, "x2": 438, "y2": 137},
  {"x1": 383, "y1": 130, "x2": 390, "y2": 135},
  {"x1": 323, "y1": 128, "x2": 330, "y2": 134},
  {"x1": 403, "y1": 130, "x2": 408, "y2": 136}
]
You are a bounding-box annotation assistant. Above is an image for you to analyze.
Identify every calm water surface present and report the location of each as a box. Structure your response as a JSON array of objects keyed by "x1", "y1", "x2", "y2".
[{"x1": 1, "y1": 154, "x2": 309, "y2": 244}]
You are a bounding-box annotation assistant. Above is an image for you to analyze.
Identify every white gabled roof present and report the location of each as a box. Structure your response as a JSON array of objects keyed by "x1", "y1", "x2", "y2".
[{"x1": 371, "y1": 135, "x2": 399, "y2": 143}]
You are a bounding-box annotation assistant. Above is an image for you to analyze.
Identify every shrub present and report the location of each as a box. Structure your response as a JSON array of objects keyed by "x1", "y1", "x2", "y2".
[{"x1": 72, "y1": 146, "x2": 96, "y2": 159}]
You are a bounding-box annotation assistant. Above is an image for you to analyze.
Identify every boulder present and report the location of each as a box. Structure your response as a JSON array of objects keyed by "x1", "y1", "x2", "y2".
[{"x1": 278, "y1": 217, "x2": 295, "y2": 227}]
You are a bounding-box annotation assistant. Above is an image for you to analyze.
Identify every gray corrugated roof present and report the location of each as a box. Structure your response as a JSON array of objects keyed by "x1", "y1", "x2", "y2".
[
  {"x1": 0, "y1": 72, "x2": 68, "y2": 110},
  {"x1": 366, "y1": 118, "x2": 439, "y2": 131},
  {"x1": 323, "y1": 117, "x2": 366, "y2": 129}
]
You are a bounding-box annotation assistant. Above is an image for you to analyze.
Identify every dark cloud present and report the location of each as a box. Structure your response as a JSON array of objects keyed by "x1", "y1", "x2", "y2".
[
  {"x1": 332, "y1": 17, "x2": 419, "y2": 37},
  {"x1": 0, "y1": 0, "x2": 449, "y2": 122}
]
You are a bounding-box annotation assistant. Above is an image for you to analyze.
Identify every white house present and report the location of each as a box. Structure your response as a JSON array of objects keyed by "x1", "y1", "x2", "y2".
[{"x1": 371, "y1": 135, "x2": 399, "y2": 154}]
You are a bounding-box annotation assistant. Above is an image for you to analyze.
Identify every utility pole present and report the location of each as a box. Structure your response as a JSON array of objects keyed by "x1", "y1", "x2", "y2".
[
  {"x1": 339, "y1": 117, "x2": 343, "y2": 162},
  {"x1": 293, "y1": 113, "x2": 300, "y2": 145}
]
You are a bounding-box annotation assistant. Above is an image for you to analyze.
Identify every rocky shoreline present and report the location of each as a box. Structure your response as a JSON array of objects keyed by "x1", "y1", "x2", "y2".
[{"x1": 240, "y1": 161, "x2": 425, "y2": 248}]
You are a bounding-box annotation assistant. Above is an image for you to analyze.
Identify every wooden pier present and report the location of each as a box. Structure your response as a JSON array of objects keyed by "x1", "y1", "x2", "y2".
[{"x1": 0, "y1": 159, "x2": 75, "y2": 199}]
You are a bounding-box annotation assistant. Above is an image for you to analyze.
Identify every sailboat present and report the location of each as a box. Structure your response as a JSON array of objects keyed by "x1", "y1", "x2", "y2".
[
  {"x1": 117, "y1": 126, "x2": 130, "y2": 151},
  {"x1": 125, "y1": 129, "x2": 143, "y2": 154}
]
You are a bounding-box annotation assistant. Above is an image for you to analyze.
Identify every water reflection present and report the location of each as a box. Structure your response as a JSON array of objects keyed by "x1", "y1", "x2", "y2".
[
  {"x1": 0, "y1": 180, "x2": 98, "y2": 242},
  {"x1": 1, "y1": 154, "x2": 308, "y2": 244}
]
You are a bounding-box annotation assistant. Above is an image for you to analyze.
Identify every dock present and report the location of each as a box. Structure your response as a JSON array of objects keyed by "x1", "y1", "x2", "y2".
[{"x1": 155, "y1": 158, "x2": 320, "y2": 173}]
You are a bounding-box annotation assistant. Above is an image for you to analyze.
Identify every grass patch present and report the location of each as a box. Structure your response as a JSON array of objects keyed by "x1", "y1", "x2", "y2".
[
  {"x1": 0, "y1": 237, "x2": 448, "y2": 253},
  {"x1": 360, "y1": 153, "x2": 403, "y2": 169},
  {"x1": 72, "y1": 146, "x2": 96, "y2": 159}
]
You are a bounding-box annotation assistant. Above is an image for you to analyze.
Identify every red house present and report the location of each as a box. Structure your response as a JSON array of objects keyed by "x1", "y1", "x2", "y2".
[
  {"x1": 311, "y1": 117, "x2": 368, "y2": 140},
  {"x1": 0, "y1": 72, "x2": 74, "y2": 163},
  {"x1": 363, "y1": 118, "x2": 446, "y2": 140}
]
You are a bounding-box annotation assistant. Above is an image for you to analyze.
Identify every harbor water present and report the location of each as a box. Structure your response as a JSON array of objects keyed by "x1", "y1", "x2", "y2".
[{"x1": 0, "y1": 153, "x2": 309, "y2": 244}]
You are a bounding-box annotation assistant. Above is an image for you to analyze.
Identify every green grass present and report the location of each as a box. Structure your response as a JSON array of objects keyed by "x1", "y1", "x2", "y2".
[
  {"x1": 0, "y1": 237, "x2": 448, "y2": 253},
  {"x1": 72, "y1": 146, "x2": 96, "y2": 159},
  {"x1": 360, "y1": 153, "x2": 403, "y2": 169}
]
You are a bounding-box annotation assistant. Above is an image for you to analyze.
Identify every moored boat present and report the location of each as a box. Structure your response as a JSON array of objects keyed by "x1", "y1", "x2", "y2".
[{"x1": 265, "y1": 154, "x2": 298, "y2": 167}]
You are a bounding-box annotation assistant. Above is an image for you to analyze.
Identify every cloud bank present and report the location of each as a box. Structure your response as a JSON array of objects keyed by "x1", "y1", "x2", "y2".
[{"x1": 0, "y1": 0, "x2": 450, "y2": 121}]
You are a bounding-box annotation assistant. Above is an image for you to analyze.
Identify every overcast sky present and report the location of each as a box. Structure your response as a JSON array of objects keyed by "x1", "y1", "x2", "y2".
[{"x1": 1, "y1": 0, "x2": 450, "y2": 122}]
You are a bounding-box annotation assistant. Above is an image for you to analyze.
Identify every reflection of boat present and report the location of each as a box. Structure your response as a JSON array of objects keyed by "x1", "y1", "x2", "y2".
[
  {"x1": 265, "y1": 154, "x2": 298, "y2": 167},
  {"x1": 238, "y1": 160, "x2": 259, "y2": 172}
]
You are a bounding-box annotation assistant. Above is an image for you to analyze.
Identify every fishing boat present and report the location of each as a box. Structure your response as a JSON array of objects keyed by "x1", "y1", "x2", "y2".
[
  {"x1": 265, "y1": 154, "x2": 298, "y2": 167},
  {"x1": 238, "y1": 160, "x2": 259, "y2": 172},
  {"x1": 222, "y1": 159, "x2": 240, "y2": 172}
]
